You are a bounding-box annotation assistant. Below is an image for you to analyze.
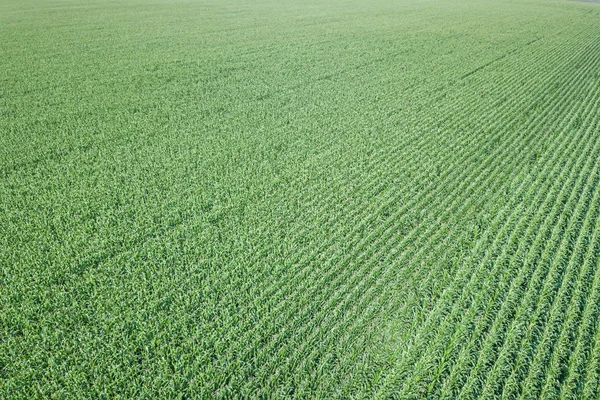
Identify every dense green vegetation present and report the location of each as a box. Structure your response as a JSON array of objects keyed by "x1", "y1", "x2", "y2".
[{"x1": 2, "y1": 0, "x2": 600, "y2": 397}]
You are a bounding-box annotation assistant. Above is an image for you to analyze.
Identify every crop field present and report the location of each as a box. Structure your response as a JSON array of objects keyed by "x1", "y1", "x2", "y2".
[{"x1": 3, "y1": 0, "x2": 600, "y2": 398}]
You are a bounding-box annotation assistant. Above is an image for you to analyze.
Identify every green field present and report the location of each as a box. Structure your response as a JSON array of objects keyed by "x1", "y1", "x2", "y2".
[{"x1": 2, "y1": 0, "x2": 600, "y2": 397}]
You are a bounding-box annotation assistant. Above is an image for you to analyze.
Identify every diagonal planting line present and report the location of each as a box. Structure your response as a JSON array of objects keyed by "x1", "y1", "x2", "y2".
[
  {"x1": 225, "y1": 30, "x2": 584, "y2": 390},
  {"x1": 372, "y1": 32, "x2": 600, "y2": 398},
  {"x1": 537, "y1": 132, "x2": 600, "y2": 400},
  {"x1": 556, "y1": 144, "x2": 600, "y2": 399},
  {"x1": 453, "y1": 70, "x2": 600, "y2": 400},
  {"x1": 440, "y1": 57, "x2": 600, "y2": 400},
  {"x1": 249, "y1": 27, "x2": 600, "y2": 396},
  {"x1": 480, "y1": 85, "x2": 600, "y2": 400},
  {"x1": 196, "y1": 26, "x2": 576, "y2": 382}
]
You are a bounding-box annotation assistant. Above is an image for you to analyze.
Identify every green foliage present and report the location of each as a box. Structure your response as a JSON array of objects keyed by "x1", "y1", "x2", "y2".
[{"x1": 2, "y1": 0, "x2": 600, "y2": 398}]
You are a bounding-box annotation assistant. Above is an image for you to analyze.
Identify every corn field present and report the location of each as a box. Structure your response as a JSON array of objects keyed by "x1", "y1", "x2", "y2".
[{"x1": 2, "y1": 0, "x2": 600, "y2": 398}]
